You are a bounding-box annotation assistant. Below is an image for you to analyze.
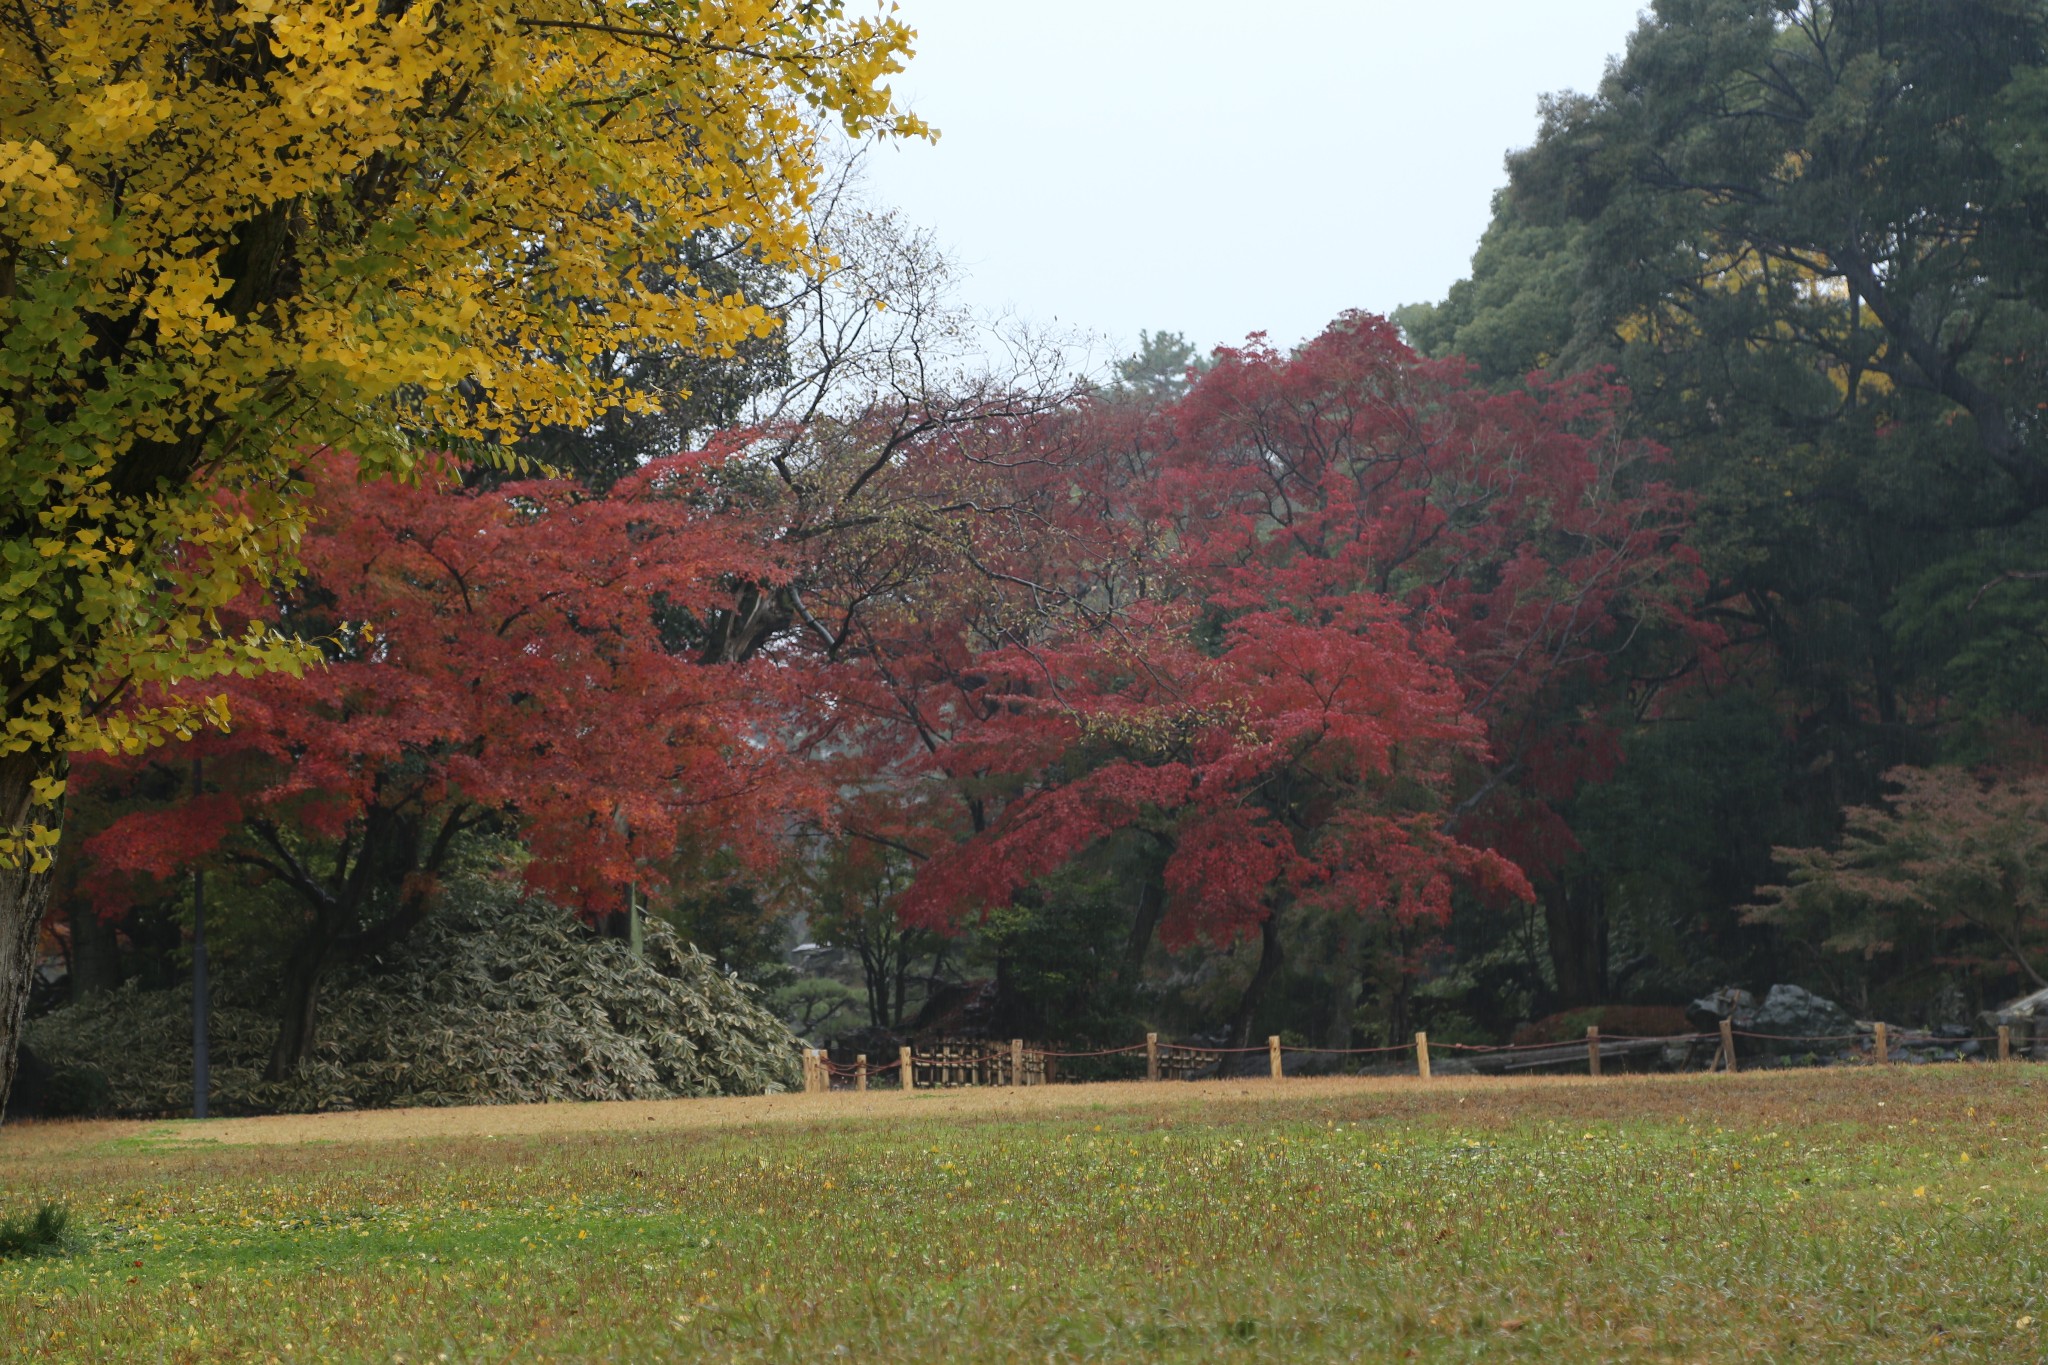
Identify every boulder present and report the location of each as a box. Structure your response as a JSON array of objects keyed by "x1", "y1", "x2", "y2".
[
  {"x1": 1992, "y1": 984, "x2": 2048, "y2": 1019},
  {"x1": 1749, "y1": 984, "x2": 1856, "y2": 1046},
  {"x1": 1977, "y1": 983, "x2": 2048, "y2": 1054},
  {"x1": 1685, "y1": 987, "x2": 1756, "y2": 1032}
]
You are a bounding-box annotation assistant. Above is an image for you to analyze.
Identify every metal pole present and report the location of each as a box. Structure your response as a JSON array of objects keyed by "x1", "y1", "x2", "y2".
[{"x1": 191, "y1": 758, "x2": 209, "y2": 1120}]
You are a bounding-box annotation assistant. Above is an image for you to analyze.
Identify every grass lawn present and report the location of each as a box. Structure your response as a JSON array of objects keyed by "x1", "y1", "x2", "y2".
[{"x1": 1, "y1": 1068, "x2": 2043, "y2": 1362}]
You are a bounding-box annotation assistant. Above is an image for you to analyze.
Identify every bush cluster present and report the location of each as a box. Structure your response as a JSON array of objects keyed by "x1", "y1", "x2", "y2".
[{"x1": 26, "y1": 877, "x2": 800, "y2": 1116}]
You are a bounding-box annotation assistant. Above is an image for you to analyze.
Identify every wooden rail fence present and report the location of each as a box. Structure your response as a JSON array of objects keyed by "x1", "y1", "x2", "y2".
[{"x1": 799, "y1": 1023, "x2": 2031, "y2": 1094}]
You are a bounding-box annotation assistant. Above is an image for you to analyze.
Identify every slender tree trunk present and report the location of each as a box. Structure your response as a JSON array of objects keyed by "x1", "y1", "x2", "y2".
[
  {"x1": 1386, "y1": 942, "x2": 1415, "y2": 1044},
  {"x1": 856, "y1": 939, "x2": 886, "y2": 1030},
  {"x1": 1120, "y1": 881, "x2": 1161, "y2": 983},
  {"x1": 1230, "y1": 913, "x2": 1285, "y2": 1050},
  {"x1": 260, "y1": 812, "x2": 455, "y2": 1082},
  {"x1": 265, "y1": 928, "x2": 335, "y2": 1082},
  {"x1": 1323, "y1": 926, "x2": 1360, "y2": 1049},
  {"x1": 1542, "y1": 872, "x2": 1608, "y2": 1008},
  {"x1": 0, "y1": 753, "x2": 64, "y2": 1121}
]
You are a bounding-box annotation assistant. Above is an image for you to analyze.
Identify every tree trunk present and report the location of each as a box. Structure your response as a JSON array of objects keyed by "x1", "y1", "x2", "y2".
[
  {"x1": 1229, "y1": 913, "x2": 1285, "y2": 1050},
  {"x1": 0, "y1": 753, "x2": 64, "y2": 1123},
  {"x1": 1542, "y1": 871, "x2": 1608, "y2": 1008},
  {"x1": 1322, "y1": 926, "x2": 1360, "y2": 1049},
  {"x1": 265, "y1": 929, "x2": 335, "y2": 1082},
  {"x1": 892, "y1": 934, "x2": 916, "y2": 1028},
  {"x1": 1120, "y1": 881, "x2": 1161, "y2": 983}
]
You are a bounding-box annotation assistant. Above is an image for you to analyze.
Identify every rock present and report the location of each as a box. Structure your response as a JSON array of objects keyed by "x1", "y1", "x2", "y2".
[
  {"x1": 1976, "y1": 984, "x2": 2048, "y2": 1051},
  {"x1": 1995, "y1": 984, "x2": 2048, "y2": 1018},
  {"x1": 1750, "y1": 984, "x2": 1857, "y2": 1047},
  {"x1": 1685, "y1": 987, "x2": 1756, "y2": 1032},
  {"x1": 1685, "y1": 984, "x2": 1856, "y2": 1057}
]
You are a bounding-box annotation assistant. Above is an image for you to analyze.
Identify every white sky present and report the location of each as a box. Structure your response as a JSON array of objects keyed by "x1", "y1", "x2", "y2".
[{"x1": 860, "y1": 1, "x2": 1650, "y2": 361}]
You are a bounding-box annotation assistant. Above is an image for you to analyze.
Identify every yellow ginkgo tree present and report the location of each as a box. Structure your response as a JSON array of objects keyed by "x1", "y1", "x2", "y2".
[{"x1": 0, "y1": 0, "x2": 926, "y2": 1112}]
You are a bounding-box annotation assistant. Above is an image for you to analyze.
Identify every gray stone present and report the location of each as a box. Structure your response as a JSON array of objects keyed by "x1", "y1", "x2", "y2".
[
  {"x1": 1685, "y1": 987, "x2": 1756, "y2": 1031},
  {"x1": 1976, "y1": 984, "x2": 2048, "y2": 1050},
  {"x1": 1750, "y1": 984, "x2": 1856, "y2": 1046}
]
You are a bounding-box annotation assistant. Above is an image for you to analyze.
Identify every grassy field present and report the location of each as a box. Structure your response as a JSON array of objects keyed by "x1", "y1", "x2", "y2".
[{"x1": 1, "y1": 1068, "x2": 2043, "y2": 1362}]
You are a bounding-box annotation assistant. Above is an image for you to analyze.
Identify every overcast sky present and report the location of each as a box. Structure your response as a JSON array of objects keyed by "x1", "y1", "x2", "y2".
[{"x1": 859, "y1": 1, "x2": 1650, "y2": 362}]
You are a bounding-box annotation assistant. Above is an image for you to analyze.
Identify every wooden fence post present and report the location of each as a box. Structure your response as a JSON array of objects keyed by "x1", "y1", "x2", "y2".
[
  {"x1": 1415, "y1": 1031, "x2": 1431, "y2": 1080},
  {"x1": 1999, "y1": 1025, "x2": 2013, "y2": 1063},
  {"x1": 1719, "y1": 1019, "x2": 1737, "y2": 1075},
  {"x1": 1586, "y1": 1026, "x2": 1601, "y2": 1077},
  {"x1": 1146, "y1": 1031, "x2": 1160, "y2": 1082},
  {"x1": 901, "y1": 1044, "x2": 915, "y2": 1089},
  {"x1": 1268, "y1": 1035, "x2": 1283, "y2": 1080},
  {"x1": 1875, "y1": 1021, "x2": 1890, "y2": 1065},
  {"x1": 1011, "y1": 1038, "x2": 1023, "y2": 1087},
  {"x1": 856, "y1": 1054, "x2": 867, "y2": 1092}
]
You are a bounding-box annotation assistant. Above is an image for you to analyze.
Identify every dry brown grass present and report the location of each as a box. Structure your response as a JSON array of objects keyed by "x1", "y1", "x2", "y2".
[{"x1": 3, "y1": 1063, "x2": 2007, "y2": 1154}]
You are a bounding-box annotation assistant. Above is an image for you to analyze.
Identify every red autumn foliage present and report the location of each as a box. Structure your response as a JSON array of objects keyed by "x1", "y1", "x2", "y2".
[
  {"x1": 1159, "y1": 314, "x2": 1707, "y2": 879},
  {"x1": 894, "y1": 598, "x2": 1528, "y2": 953},
  {"x1": 61, "y1": 309, "x2": 1707, "y2": 1064},
  {"x1": 75, "y1": 448, "x2": 812, "y2": 1074},
  {"x1": 804, "y1": 314, "x2": 1704, "y2": 994}
]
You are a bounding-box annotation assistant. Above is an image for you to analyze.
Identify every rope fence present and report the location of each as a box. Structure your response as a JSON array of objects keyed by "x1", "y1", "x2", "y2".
[{"x1": 798, "y1": 1019, "x2": 2034, "y2": 1093}]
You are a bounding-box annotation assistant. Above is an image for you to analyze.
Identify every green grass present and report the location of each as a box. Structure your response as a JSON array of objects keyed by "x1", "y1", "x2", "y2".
[{"x1": 3, "y1": 1068, "x2": 2045, "y2": 1361}]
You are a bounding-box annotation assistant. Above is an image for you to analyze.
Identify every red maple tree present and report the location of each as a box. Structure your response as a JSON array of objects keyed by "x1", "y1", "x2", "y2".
[
  {"x1": 75, "y1": 449, "x2": 812, "y2": 1075},
  {"x1": 1155, "y1": 313, "x2": 1708, "y2": 1010},
  {"x1": 797, "y1": 314, "x2": 1704, "y2": 1033}
]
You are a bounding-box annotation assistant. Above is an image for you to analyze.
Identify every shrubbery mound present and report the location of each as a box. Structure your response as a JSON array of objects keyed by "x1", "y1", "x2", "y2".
[{"x1": 24, "y1": 879, "x2": 800, "y2": 1116}]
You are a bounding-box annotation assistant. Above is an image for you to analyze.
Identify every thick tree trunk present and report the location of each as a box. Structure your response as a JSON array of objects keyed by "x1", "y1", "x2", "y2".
[
  {"x1": 1229, "y1": 914, "x2": 1285, "y2": 1050},
  {"x1": 0, "y1": 753, "x2": 64, "y2": 1124},
  {"x1": 1542, "y1": 872, "x2": 1608, "y2": 1008}
]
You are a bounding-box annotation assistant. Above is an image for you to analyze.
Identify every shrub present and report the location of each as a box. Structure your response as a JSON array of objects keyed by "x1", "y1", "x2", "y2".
[{"x1": 26, "y1": 876, "x2": 801, "y2": 1115}]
